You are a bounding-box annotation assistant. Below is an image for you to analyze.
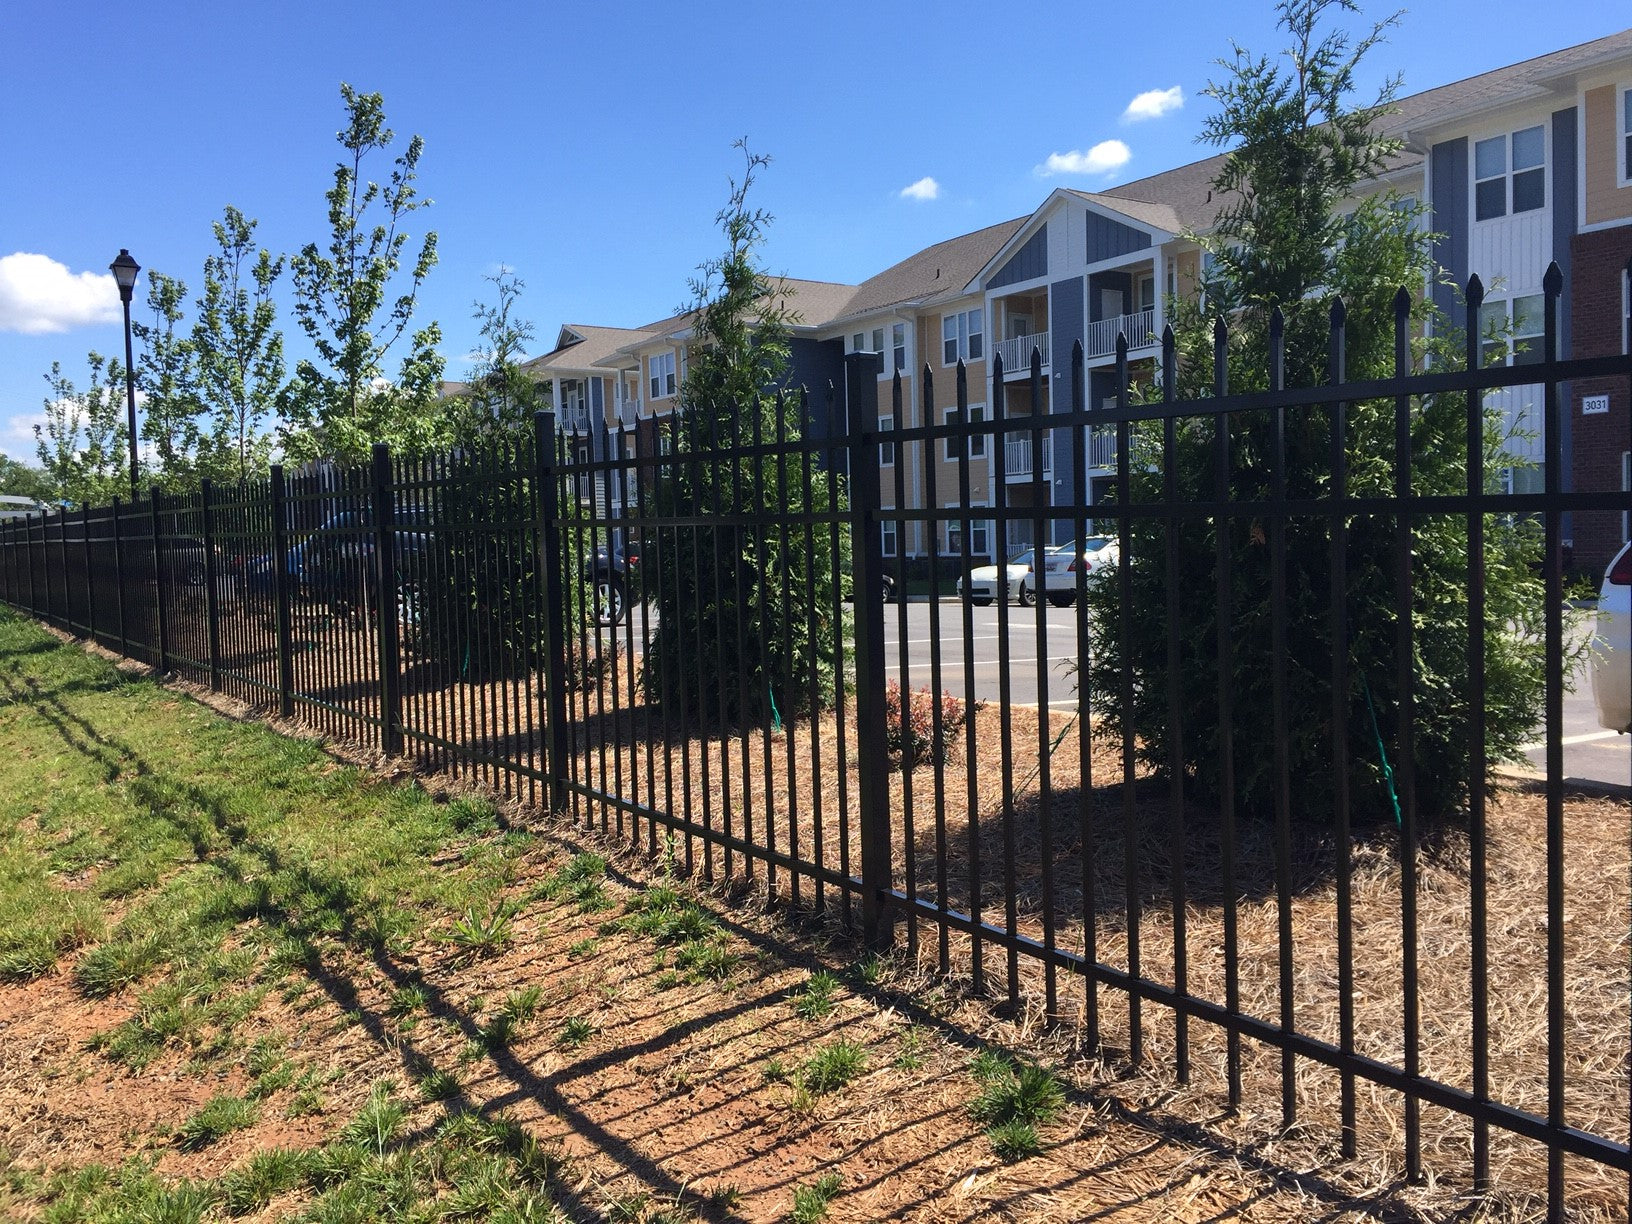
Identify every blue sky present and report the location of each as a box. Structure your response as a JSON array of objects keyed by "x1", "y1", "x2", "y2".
[{"x1": 0, "y1": 0, "x2": 1625, "y2": 464}]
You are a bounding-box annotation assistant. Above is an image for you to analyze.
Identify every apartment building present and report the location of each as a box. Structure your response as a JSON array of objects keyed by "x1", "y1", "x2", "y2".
[{"x1": 528, "y1": 26, "x2": 1632, "y2": 572}]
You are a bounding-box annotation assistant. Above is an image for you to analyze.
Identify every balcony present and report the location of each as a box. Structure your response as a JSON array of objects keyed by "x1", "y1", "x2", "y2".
[
  {"x1": 1087, "y1": 425, "x2": 1118, "y2": 469},
  {"x1": 617, "y1": 398, "x2": 639, "y2": 428},
  {"x1": 561, "y1": 406, "x2": 591, "y2": 433},
  {"x1": 994, "y1": 331, "x2": 1050, "y2": 376},
  {"x1": 1004, "y1": 433, "x2": 1053, "y2": 480},
  {"x1": 1085, "y1": 308, "x2": 1157, "y2": 360}
]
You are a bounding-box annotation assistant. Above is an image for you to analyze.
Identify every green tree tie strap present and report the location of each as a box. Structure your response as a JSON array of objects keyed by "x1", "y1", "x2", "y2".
[{"x1": 1362, "y1": 672, "x2": 1403, "y2": 827}]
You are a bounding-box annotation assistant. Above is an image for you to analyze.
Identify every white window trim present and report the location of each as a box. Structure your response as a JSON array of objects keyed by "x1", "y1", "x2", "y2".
[
  {"x1": 968, "y1": 500, "x2": 991, "y2": 561},
  {"x1": 890, "y1": 322, "x2": 908, "y2": 378},
  {"x1": 1619, "y1": 85, "x2": 1632, "y2": 190},
  {"x1": 1478, "y1": 294, "x2": 1546, "y2": 367},
  {"x1": 942, "y1": 402, "x2": 988, "y2": 462},
  {"x1": 941, "y1": 307, "x2": 986, "y2": 367},
  {"x1": 648, "y1": 351, "x2": 676, "y2": 400},
  {"x1": 1471, "y1": 123, "x2": 1548, "y2": 224},
  {"x1": 881, "y1": 519, "x2": 897, "y2": 557},
  {"x1": 879, "y1": 414, "x2": 895, "y2": 467}
]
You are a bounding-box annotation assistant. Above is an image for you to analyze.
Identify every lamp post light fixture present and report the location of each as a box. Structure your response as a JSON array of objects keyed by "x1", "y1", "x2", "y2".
[{"x1": 109, "y1": 249, "x2": 141, "y2": 497}]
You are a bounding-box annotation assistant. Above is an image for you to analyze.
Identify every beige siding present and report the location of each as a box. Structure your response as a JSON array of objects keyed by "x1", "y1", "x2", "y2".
[{"x1": 1585, "y1": 84, "x2": 1632, "y2": 227}]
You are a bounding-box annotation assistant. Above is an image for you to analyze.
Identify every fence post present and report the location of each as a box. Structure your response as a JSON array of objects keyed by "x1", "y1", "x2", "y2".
[
  {"x1": 82, "y1": 503, "x2": 94, "y2": 642},
  {"x1": 534, "y1": 411, "x2": 571, "y2": 814},
  {"x1": 846, "y1": 352, "x2": 894, "y2": 949},
  {"x1": 201, "y1": 479, "x2": 222, "y2": 692},
  {"x1": 370, "y1": 444, "x2": 404, "y2": 755},
  {"x1": 112, "y1": 497, "x2": 126, "y2": 656},
  {"x1": 270, "y1": 465, "x2": 295, "y2": 718},
  {"x1": 150, "y1": 489, "x2": 170, "y2": 674}
]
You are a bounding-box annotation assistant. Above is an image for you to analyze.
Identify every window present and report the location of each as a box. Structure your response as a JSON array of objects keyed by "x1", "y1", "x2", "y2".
[
  {"x1": 648, "y1": 351, "x2": 676, "y2": 399},
  {"x1": 881, "y1": 519, "x2": 897, "y2": 557},
  {"x1": 1137, "y1": 274, "x2": 1156, "y2": 313},
  {"x1": 970, "y1": 510, "x2": 990, "y2": 559},
  {"x1": 941, "y1": 308, "x2": 985, "y2": 364},
  {"x1": 1623, "y1": 88, "x2": 1632, "y2": 183},
  {"x1": 657, "y1": 433, "x2": 672, "y2": 457},
  {"x1": 942, "y1": 404, "x2": 988, "y2": 461},
  {"x1": 1479, "y1": 294, "x2": 1545, "y2": 367},
  {"x1": 879, "y1": 414, "x2": 895, "y2": 467},
  {"x1": 1474, "y1": 126, "x2": 1545, "y2": 221},
  {"x1": 852, "y1": 331, "x2": 867, "y2": 352},
  {"x1": 892, "y1": 323, "x2": 907, "y2": 373}
]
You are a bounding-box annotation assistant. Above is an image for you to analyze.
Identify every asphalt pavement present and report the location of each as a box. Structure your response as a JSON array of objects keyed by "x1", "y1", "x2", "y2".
[{"x1": 614, "y1": 597, "x2": 1630, "y2": 792}]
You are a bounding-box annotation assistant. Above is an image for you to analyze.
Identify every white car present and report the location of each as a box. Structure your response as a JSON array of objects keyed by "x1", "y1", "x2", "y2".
[
  {"x1": 1035, "y1": 536, "x2": 1120, "y2": 606},
  {"x1": 1591, "y1": 541, "x2": 1632, "y2": 732},
  {"x1": 957, "y1": 546, "x2": 1059, "y2": 606}
]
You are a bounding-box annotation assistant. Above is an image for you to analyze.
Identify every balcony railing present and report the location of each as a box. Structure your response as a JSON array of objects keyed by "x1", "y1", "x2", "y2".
[
  {"x1": 617, "y1": 399, "x2": 639, "y2": 428},
  {"x1": 994, "y1": 331, "x2": 1050, "y2": 375},
  {"x1": 1087, "y1": 425, "x2": 1118, "y2": 468},
  {"x1": 562, "y1": 406, "x2": 591, "y2": 432},
  {"x1": 1003, "y1": 432, "x2": 1052, "y2": 479},
  {"x1": 1085, "y1": 308, "x2": 1157, "y2": 359}
]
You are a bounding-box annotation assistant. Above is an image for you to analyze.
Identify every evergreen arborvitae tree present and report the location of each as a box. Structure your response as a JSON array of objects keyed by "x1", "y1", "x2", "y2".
[
  {"x1": 1082, "y1": 0, "x2": 1557, "y2": 828},
  {"x1": 644, "y1": 142, "x2": 846, "y2": 723}
]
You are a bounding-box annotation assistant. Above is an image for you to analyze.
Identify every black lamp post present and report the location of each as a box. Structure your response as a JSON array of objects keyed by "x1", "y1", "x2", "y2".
[{"x1": 109, "y1": 249, "x2": 140, "y2": 497}]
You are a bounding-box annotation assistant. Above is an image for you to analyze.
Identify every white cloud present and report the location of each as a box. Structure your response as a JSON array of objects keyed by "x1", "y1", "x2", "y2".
[
  {"x1": 0, "y1": 253, "x2": 121, "y2": 335},
  {"x1": 0, "y1": 412, "x2": 46, "y2": 459},
  {"x1": 899, "y1": 176, "x2": 940, "y2": 201},
  {"x1": 1122, "y1": 86, "x2": 1184, "y2": 122},
  {"x1": 1036, "y1": 140, "x2": 1132, "y2": 178}
]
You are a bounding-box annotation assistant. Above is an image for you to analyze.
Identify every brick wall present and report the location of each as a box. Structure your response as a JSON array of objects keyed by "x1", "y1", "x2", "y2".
[{"x1": 1569, "y1": 224, "x2": 1632, "y2": 576}]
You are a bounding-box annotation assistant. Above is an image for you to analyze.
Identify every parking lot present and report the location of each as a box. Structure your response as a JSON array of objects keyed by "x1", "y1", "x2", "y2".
[{"x1": 615, "y1": 596, "x2": 1628, "y2": 791}]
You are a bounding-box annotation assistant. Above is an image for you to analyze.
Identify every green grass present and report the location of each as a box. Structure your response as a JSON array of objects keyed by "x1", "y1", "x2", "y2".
[
  {"x1": 789, "y1": 1171, "x2": 843, "y2": 1223},
  {"x1": 175, "y1": 1094, "x2": 259, "y2": 1151},
  {"x1": 968, "y1": 1055, "x2": 1066, "y2": 1161},
  {"x1": 797, "y1": 1040, "x2": 867, "y2": 1096},
  {"x1": 559, "y1": 1016, "x2": 595, "y2": 1049},
  {"x1": 794, "y1": 970, "x2": 840, "y2": 1019}
]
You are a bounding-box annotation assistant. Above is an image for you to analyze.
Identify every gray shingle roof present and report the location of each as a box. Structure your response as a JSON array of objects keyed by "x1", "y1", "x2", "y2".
[
  {"x1": 829, "y1": 217, "x2": 1029, "y2": 324},
  {"x1": 1082, "y1": 25, "x2": 1632, "y2": 238}
]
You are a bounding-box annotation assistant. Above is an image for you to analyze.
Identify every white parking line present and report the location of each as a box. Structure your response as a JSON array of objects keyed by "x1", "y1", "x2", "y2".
[
  {"x1": 886, "y1": 655, "x2": 1080, "y2": 671},
  {"x1": 1518, "y1": 730, "x2": 1621, "y2": 751}
]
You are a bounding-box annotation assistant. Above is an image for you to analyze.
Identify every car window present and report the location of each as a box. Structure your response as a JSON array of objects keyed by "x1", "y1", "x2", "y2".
[
  {"x1": 1083, "y1": 538, "x2": 1113, "y2": 553},
  {"x1": 1007, "y1": 549, "x2": 1034, "y2": 565}
]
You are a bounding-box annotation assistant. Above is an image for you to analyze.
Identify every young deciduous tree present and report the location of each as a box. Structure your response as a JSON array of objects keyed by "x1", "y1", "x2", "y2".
[
  {"x1": 1082, "y1": 0, "x2": 1555, "y2": 828},
  {"x1": 286, "y1": 83, "x2": 445, "y2": 465},
  {"x1": 194, "y1": 206, "x2": 284, "y2": 486},
  {"x1": 34, "y1": 355, "x2": 129, "y2": 506},
  {"x1": 449, "y1": 267, "x2": 545, "y2": 447},
  {"x1": 133, "y1": 271, "x2": 202, "y2": 491},
  {"x1": 644, "y1": 142, "x2": 846, "y2": 722}
]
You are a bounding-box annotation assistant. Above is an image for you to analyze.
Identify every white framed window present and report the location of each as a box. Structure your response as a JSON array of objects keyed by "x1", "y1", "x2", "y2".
[
  {"x1": 942, "y1": 403, "x2": 987, "y2": 462},
  {"x1": 1621, "y1": 87, "x2": 1632, "y2": 186},
  {"x1": 1137, "y1": 274, "x2": 1156, "y2": 313},
  {"x1": 657, "y1": 433, "x2": 672, "y2": 457},
  {"x1": 851, "y1": 331, "x2": 867, "y2": 352},
  {"x1": 941, "y1": 308, "x2": 984, "y2": 365},
  {"x1": 1474, "y1": 125, "x2": 1545, "y2": 222},
  {"x1": 969, "y1": 504, "x2": 991, "y2": 559},
  {"x1": 879, "y1": 414, "x2": 895, "y2": 467},
  {"x1": 1478, "y1": 294, "x2": 1545, "y2": 367},
  {"x1": 881, "y1": 519, "x2": 897, "y2": 557},
  {"x1": 892, "y1": 322, "x2": 907, "y2": 373},
  {"x1": 648, "y1": 351, "x2": 676, "y2": 399}
]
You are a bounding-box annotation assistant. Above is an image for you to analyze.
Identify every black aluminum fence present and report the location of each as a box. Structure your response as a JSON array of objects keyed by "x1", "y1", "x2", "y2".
[{"x1": 2, "y1": 263, "x2": 1629, "y2": 1217}]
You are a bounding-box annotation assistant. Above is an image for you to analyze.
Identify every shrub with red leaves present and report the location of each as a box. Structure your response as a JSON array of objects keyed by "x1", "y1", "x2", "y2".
[{"x1": 883, "y1": 679, "x2": 971, "y2": 767}]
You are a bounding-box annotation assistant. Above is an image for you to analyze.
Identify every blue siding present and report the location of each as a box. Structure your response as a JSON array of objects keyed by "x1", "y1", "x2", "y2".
[
  {"x1": 1049, "y1": 277, "x2": 1084, "y2": 537},
  {"x1": 1089, "y1": 271, "x2": 1133, "y2": 323},
  {"x1": 1086, "y1": 211, "x2": 1152, "y2": 263},
  {"x1": 1431, "y1": 138, "x2": 1469, "y2": 321},
  {"x1": 990, "y1": 226, "x2": 1048, "y2": 289}
]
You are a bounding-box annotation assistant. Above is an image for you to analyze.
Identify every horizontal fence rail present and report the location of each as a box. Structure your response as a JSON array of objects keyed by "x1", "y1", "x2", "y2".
[{"x1": 2, "y1": 264, "x2": 1629, "y2": 1219}]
